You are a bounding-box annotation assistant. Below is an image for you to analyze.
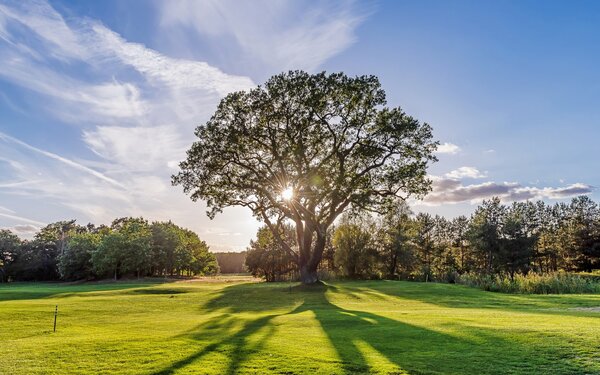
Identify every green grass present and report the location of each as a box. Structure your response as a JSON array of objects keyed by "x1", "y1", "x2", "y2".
[{"x1": 1, "y1": 278, "x2": 599, "y2": 374}]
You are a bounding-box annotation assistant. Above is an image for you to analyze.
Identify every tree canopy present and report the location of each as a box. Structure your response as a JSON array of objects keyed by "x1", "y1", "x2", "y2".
[
  {"x1": 174, "y1": 70, "x2": 437, "y2": 283},
  {"x1": 1, "y1": 218, "x2": 218, "y2": 282}
]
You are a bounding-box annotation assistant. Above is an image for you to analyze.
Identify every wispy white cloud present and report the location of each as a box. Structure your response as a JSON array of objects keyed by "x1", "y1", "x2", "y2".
[
  {"x1": 82, "y1": 125, "x2": 188, "y2": 173},
  {"x1": 158, "y1": 0, "x2": 369, "y2": 73},
  {"x1": 0, "y1": 206, "x2": 15, "y2": 214},
  {"x1": 0, "y1": 132, "x2": 125, "y2": 188},
  {"x1": 0, "y1": 0, "x2": 85, "y2": 60},
  {"x1": 0, "y1": 212, "x2": 45, "y2": 226}
]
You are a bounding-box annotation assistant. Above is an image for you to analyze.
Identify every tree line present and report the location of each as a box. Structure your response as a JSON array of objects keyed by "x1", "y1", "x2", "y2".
[
  {"x1": 245, "y1": 196, "x2": 600, "y2": 282},
  {"x1": 0, "y1": 218, "x2": 218, "y2": 282}
]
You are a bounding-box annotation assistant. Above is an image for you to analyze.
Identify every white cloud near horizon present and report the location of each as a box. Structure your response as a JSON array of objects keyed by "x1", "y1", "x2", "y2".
[{"x1": 422, "y1": 175, "x2": 593, "y2": 206}]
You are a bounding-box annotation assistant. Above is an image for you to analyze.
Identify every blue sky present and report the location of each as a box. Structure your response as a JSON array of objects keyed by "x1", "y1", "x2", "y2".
[{"x1": 0, "y1": 0, "x2": 598, "y2": 250}]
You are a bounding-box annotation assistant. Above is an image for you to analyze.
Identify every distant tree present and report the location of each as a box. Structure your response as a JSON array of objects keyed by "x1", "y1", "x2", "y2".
[
  {"x1": 92, "y1": 231, "x2": 124, "y2": 280},
  {"x1": 564, "y1": 196, "x2": 600, "y2": 271},
  {"x1": 58, "y1": 232, "x2": 100, "y2": 280},
  {"x1": 2, "y1": 217, "x2": 216, "y2": 281},
  {"x1": 150, "y1": 221, "x2": 180, "y2": 276},
  {"x1": 0, "y1": 229, "x2": 21, "y2": 282},
  {"x1": 414, "y1": 213, "x2": 438, "y2": 281},
  {"x1": 173, "y1": 71, "x2": 437, "y2": 283},
  {"x1": 115, "y1": 218, "x2": 152, "y2": 278},
  {"x1": 498, "y1": 212, "x2": 532, "y2": 279},
  {"x1": 449, "y1": 216, "x2": 471, "y2": 273},
  {"x1": 468, "y1": 198, "x2": 505, "y2": 273},
  {"x1": 92, "y1": 218, "x2": 152, "y2": 279},
  {"x1": 246, "y1": 226, "x2": 295, "y2": 281},
  {"x1": 3, "y1": 221, "x2": 83, "y2": 281},
  {"x1": 29, "y1": 220, "x2": 83, "y2": 280},
  {"x1": 180, "y1": 228, "x2": 219, "y2": 276},
  {"x1": 333, "y1": 214, "x2": 378, "y2": 279},
  {"x1": 429, "y1": 215, "x2": 460, "y2": 281},
  {"x1": 536, "y1": 202, "x2": 563, "y2": 272},
  {"x1": 377, "y1": 200, "x2": 417, "y2": 278},
  {"x1": 496, "y1": 202, "x2": 539, "y2": 278}
]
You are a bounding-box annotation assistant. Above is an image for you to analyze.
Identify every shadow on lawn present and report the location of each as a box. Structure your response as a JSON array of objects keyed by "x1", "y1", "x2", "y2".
[
  {"x1": 0, "y1": 279, "x2": 173, "y2": 302},
  {"x1": 353, "y1": 280, "x2": 600, "y2": 317},
  {"x1": 152, "y1": 282, "x2": 592, "y2": 375}
]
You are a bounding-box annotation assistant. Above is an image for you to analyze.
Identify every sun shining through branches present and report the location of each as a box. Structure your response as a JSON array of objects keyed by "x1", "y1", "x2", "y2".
[
  {"x1": 281, "y1": 187, "x2": 294, "y2": 201},
  {"x1": 173, "y1": 71, "x2": 437, "y2": 284}
]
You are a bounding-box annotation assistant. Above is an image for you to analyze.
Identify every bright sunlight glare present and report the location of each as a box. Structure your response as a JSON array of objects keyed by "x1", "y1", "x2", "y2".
[{"x1": 281, "y1": 187, "x2": 294, "y2": 200}]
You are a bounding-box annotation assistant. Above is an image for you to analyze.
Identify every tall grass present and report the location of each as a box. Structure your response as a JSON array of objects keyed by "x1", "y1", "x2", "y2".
[{"x1": 457, "y1": 272, "x2": 600, "y2": 294}]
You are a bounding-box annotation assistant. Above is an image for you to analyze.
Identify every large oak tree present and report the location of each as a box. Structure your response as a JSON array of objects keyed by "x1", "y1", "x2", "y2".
[{"x1": 173, "y1": 71, "x2": 437, "y2": 283}]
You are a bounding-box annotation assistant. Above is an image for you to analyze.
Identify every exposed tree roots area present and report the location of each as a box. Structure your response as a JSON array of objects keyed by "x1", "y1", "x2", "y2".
[{"x1": 1, "y1": 277, "x2": 599, "y2": 374}]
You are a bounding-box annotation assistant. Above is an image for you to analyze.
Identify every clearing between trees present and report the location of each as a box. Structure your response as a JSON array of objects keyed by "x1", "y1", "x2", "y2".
[{"x1": 1, "y1": 278, "x2": 599, "y2": 374}]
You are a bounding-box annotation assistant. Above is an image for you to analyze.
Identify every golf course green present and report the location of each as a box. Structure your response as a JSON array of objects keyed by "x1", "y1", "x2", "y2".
[{"x1": 1, "y1": 277, "x2": 599, "y2": 374}]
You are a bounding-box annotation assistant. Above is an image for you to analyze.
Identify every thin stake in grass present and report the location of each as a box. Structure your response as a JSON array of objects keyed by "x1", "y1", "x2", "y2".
[{"x1": 53, "y1": 305, "x2": 58, "y2": 333}]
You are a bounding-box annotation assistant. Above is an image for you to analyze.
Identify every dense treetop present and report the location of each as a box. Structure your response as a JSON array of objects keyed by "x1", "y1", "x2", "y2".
[{"x1": 174, "y1": 70, "x2": 437, "y2": 283}]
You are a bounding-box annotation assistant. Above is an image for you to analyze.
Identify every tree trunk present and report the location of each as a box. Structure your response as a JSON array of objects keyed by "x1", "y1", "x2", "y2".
[
  {"x1": 389, "y1": 253, "x2": 398, "y2": 278},
  {"x1": 298, "y1": 227, "x2": 326, "y2": 284},
  {"x1": 300, "y1": 263, "x2": 319, "y2": 284}
]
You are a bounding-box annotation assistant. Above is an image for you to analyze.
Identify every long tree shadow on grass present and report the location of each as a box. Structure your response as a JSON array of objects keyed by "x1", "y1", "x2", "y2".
[
  {"x1": 0, "y1": 279, "x2": 174, "y2": 302},
  {"x1": 343, "y1": 280, "x2": 600, "y2": 318},
  {"x1": 152, "y1": 282, "x2": 593, "y2": 375}
]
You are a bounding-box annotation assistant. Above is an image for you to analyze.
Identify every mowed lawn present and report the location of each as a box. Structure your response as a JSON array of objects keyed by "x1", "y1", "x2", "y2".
[{"x1": 1, "y1": 278, "x2": 599, "y2": 375}]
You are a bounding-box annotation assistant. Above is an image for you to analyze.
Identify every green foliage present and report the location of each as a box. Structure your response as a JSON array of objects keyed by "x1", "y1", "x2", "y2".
[
  {"x1": 1, "y1": 279, "x2": 599, "y2": 374},
  {"x1": 315, "y1": 195, "x2": 600, "y2": 287},
  {"x1": 4, "y1": 218, "x2": 216, "y2": 281},
  {"x1": 92, "y1": 231, "x2": 126, "y2": 279},
  {"x1": 333, "y1": 215, "x2": 379, "y2": 279},
  {"x1": 181, "y1": 228, "x2": 219, "y2": 276},
  {"x1": 467, "y1": 198, "x2": 505, "y2": 273},
  {"x1": 0, "y1": 229, "x2": 21, "y2": 282},
  {"x1": 7, "y1": 220, "x2": 85, "y2": 281},
  {"x1": 245, "y1": 226, "x2": 295, "y2": 281},
  {"x1": 150, "y1": 221, "x2": 181, "y2": 275},
  {"x1": 376, "y1": 200, "x2": 417, "y2": 278},
  {"x1": 58, "y1": 232, "x2": 99, "y2": 280},
  {"x1": 457, "y1": 272, "x2": 600, "y2": 294},
  {"x1": 173, "y1": 70, "x2": 437, "y2": 283}
]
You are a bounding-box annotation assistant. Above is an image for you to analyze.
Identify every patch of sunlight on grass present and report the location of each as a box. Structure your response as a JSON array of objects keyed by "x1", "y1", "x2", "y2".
[
  {"x1": 353, "y1": 339, "x2": 408, "y2": 375},
  {"x1": 1, "y1": 280, "x2": 599, "y2": 374}
]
